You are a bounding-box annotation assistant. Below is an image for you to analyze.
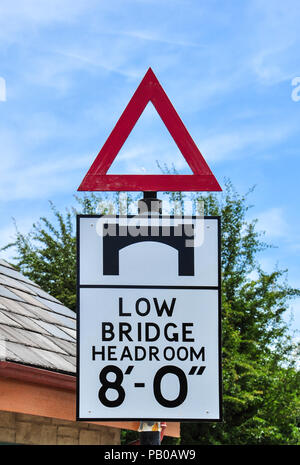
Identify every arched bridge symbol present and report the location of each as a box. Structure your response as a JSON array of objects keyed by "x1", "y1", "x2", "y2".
[{"x1": 102, "y1": 223, "x2": 195, "y2": 276}]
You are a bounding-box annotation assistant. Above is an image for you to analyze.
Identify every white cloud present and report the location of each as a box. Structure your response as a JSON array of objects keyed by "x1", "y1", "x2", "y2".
[
  {"x1": 0, "y1": 151, "x2": 91, "y2": 201},
  {"x1": 0, "y1": 0, "x2": 97, "y2": 40},
  {"x1": 52, "y1": 48, "x2": 140, "y2": 80},
  {"x1": 247, "y1": 0, "x2": 300, "y2": 85},
  {"x1": 110, "y1": 29, "x2": 201, "y2": 48},
  {"x1": 250, "y1": 46, "x2": 297, "y2": 85},
  {"x1": 255, "y1": 207, "x2": 289, "y2": 238},
  {"x1": 197, "y1": 124, "x2": 294, "y2": 163}
]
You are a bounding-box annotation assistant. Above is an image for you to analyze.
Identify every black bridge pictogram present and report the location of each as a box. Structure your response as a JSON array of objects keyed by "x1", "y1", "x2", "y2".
[{"x1": 103, "y1": 223, "x2": 194, "y2": 276}]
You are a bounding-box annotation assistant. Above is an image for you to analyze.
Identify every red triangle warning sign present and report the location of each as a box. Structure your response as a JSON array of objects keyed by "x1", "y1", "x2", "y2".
[{"x1": 78, "y1": 68, "x2": 221, "y2": 192}]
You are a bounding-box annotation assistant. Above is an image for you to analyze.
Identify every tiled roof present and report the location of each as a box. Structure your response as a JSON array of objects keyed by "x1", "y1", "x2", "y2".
[{"x1": 0, "y1": 259, "x2": 76, "y2": 374}]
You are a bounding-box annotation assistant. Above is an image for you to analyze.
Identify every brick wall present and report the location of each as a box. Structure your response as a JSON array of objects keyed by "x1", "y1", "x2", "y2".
[{"x1": 0, "y1": 410, "x2": 120, "y2": 445}]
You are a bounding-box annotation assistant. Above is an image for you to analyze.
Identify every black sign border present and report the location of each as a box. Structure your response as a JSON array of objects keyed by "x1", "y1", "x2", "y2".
[{"x1": 76, "y1": 215, "x2": 222, "y2": 423}]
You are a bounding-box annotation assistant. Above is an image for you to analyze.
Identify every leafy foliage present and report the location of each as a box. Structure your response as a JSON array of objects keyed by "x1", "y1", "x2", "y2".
[
  {"x1": 3, "y1": 202, "x2": 77, "y2": 310},
  {"x1": 177, "y1": 181, "x2": 300, "y2": 445}
]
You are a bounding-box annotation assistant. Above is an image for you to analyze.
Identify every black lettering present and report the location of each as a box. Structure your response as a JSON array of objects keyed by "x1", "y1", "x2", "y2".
[
  {"x1": 108, "y1": 346, "x2": 117, "y2": 360},
  {"x1": 182, "y1": 323, "x2": 194, "y2": 342},
  {"x1": 149, "y1": 346, "x2": 159, "y2": 361},
  {"x1": 119, "y1": 297, "x2": 131, "y2": 316},
  {"x1": 190, "y1": 346, "x2": 205, "y2": 361},
  {"x1": 164, "y1": 346, "x2": 175, "y2": 360},
  {"x1": 136, "y1": 298, "x2": 151, "y2": 316},
  {"x1": 153, "y1": 366, "x2": 188, "y2": 408},
  {"x1": 120, "y1": 346, "x2": 133, "y2": 360},
  {"x1": 102, "y1": 322, "x2": 114, "y2": 341},
  {"x1": 153, "y1": 298, "x2": 176, "y2": 317},
  {"x1": 92, "y1": 345, "x2": 105, "y2": 360},
  {"x1": 135, "y1": 346, "x2": 146, "y2": 361},
  {"x1": 137, "y1": 322, "x2": 142, "y2": 341},
  {"x1": 177, "y1": 346, "x2": 189, "y2": 360},
  {"x1": 98, "y1": 366, "x2": 125, "y2": 407},
  {"x1": 164, "y1": 323, "x2": 179, "y2": 342},
  {"x1": 145, "y1": 322, "x2": 160, "y2": 341},
  {"x1": 119, "y1": 322, "x2": 133, "y2": 341}
]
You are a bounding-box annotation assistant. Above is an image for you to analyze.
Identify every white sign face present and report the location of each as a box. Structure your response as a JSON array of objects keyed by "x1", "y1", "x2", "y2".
[{"x1": 77, "y1": 215, "x2": 221, "y2": 421}]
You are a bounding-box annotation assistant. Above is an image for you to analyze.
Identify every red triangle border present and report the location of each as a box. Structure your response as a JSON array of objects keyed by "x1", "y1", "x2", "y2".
[{"x1": 78, "y1": 68, "x2": 221, "y2": 192}]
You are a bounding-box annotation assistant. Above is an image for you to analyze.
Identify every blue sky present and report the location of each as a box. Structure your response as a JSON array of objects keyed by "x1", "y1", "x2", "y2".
[{"x1": 0, "y1": 0, "x2": 299, "y2": 336}]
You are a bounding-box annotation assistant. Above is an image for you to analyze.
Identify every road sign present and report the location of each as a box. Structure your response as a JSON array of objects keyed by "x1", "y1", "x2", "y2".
[
  {"x1": 76, "y1": 214, "x2": 222, "y2": 421},
  {"x1": 78, "y1": 68, "x2": 221, "y2": 192}
]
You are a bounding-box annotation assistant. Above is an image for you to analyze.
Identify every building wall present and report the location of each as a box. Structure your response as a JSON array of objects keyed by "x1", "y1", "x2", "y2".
[{"x1": 0, "y1": 410, "x2": 120, "y2": 445}]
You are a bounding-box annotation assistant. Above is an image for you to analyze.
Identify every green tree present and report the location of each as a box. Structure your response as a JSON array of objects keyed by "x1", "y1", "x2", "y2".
[
  {"x1": 2, "y1": 182, "x2": 299, "y2": 444},
  {"x1": 179, "y1": 181, "x2": 300, "y2": 445},
  {"x1": 3, "y1": 202, "x2": 77, "y2": 311}
]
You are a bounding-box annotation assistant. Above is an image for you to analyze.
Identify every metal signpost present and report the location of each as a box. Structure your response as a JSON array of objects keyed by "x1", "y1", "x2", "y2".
[{"x1": 76, "y1": 68, "x2": 222, "y2": 445}]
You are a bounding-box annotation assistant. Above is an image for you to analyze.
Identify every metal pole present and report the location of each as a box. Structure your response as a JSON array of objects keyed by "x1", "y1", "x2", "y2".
[
  {"x1": 138, "y1": 421, "x2": 161, "y2": 445},
  {"x1": 137, "y1": 191, "x2": 162, "y2": 215},
  {"x1": 137, "y1": 191, "x2": 162, "y2": 446}
]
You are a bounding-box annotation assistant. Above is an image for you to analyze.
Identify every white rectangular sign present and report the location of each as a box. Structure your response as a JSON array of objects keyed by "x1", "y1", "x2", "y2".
[{"x1": 77, "y1": 215, "x2": 221, "y2": 421}]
